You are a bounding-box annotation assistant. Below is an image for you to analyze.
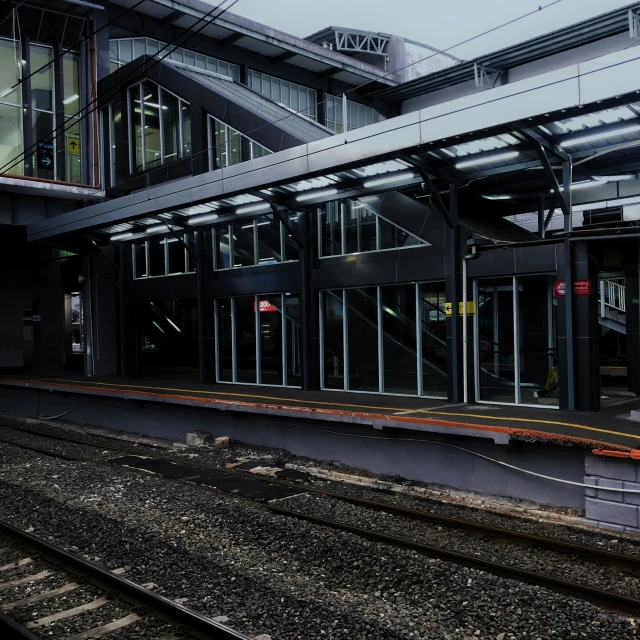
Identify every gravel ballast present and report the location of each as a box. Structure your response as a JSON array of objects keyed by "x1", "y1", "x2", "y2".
[{"x1": 0, "y1": 435, "x2": 637, "y2": 639}]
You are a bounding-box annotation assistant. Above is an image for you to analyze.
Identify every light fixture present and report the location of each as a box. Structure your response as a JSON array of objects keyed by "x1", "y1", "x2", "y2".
[
  {"x1": 0, "y1": 87, "x2": 15, "y2": 98},
  {"x1": 236, "y1": 202, "x2": 270, "y2": 214},
  {"x1": 296, "y1": 187, "x2": 338, "y2": 201},
  {"x1": 242, "y1": 221, "x2": 270, "y2": 229},
  {"x1": 188, "y1": 213, "x2": 219, "y2": 225},
  {"x1": 62, "y1": 94, "x2": 79, "y2": 105},
  {"x1": 146, "y1": 225, "x2": 166, "y2": 234},
  {"x1": 550, "y1": 180, "x2": 604, "y2": 193},
  {"x1": 559, "y1": 124, "x2": 640, "y2": 147},
  {"x1": 455, "y1": 151, "x2": 519, "y2": 169},
  {"x1": 363, "y1": 171, "x2": 415, "y2": 188},
  {"x1": 110, "y1": 232, "x2": 133, "y2": 241},
  {"x1": 482, "y1": 195, "x2": 513, "y2": 200}
]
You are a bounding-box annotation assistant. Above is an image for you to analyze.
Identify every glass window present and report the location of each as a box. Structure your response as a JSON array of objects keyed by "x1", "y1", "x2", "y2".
[
  {"x1": 344, "y1": 202, "x2": 358, "y2": 255},
  {"x1": 119, "y1": 39, "x2": 133, "y2": 63},
  {"x1": 326, "y1": 94, "x2": 381, "y2": 131},
  {"x1": 65, "y1": 118, "x2": 82, "y2": 183},
  {"x1": 184, "y1": 50, "x2": 195, "y2": 67},
  {"x1": 290, "y1": 84, "x2": 299, "y2": 111},
  {"x1": 143, "y1": 81, "x2": 161, "y2": 169},
  {"x1": 282, "y1": 211, "x2": 300, "y2": 262},
  {"x1": 231, "y1": 220, "x2": 255, "y2": 267},
  {"x1": 321, "y1": 201, "x2": 342, "y2": 257},
  {"x1": 0, "y1": 40, "x2": 21, "y2": 107},
  {"x1": 420, "y1": 282, "x2": 448, "y2": 398},
  {"x1": 259, "y1": 295, "x2": 283, "y2": 386},
  {"x1": 323, "y1": 290, "x2": 345, "y2": 389},
  {"x1": 134, "y1": 242, "x2": 147, "y2": 278},
  {"x1": 0, "y1": 103, "x2": 22, "y2": 175},
  {"x1": 62, "y1": 54, "x2": 80, "y2": 116},
  {"x1": 133, "y1": 39, "x2": 146, "y2": 59},
  {"x1": 182, "y1": 102, "x2": 191, "y2": 157},
  {"x1": 256, "y1": 215, "x2": 281, "y2": 265},
  {"x1": 210, "y1": 115, "x2": 270, "y2": 169},
  {"x1": 359, "y1": 206, "x2": 377, "y2": 252},
  {"x1": 299, "y1": 89, "x2": 308, "y2": 117},
  {"x1": 229, "y1": 127, "x2": 241, "y2": 165},
  {"x1": 148, "y1": 238, "x2": 166, "y2": 276},
  {"x1": 347, "y1": 288, "x2": 379, "y2": 392},
  {"x1": 162, "y1": 88, "x2": 180, "y2": 162},
  {"x1": 195, "y1": 53, "x2": 206, "y2": 69},
  {"x1": 33, "y1": 110, "x2": 54, "y2": 179},
  {"x1": 235, "y1": 296, "x2": 257, "y2": 383},
  {"x1": 30, "y1": 45, "x2": 54, "y2": 112},
  {"x1": 217, "y1": 298, "x2": 233, "y2": 382},
  {"x1": 285, "y1": 294, "x2": 302, "y2": 387},
  {"x1": 381, "y1": 284, "x2": 418, "y2": 394},
  {"x1": 148, "y1": 40, "x2": 160, "y2": 55},
  {"x1": 166, "y1": 235, "x2": 186, "y2": 274},
  {"x1": 130, "y1": 84, "x2": 143, "y2": 172}
]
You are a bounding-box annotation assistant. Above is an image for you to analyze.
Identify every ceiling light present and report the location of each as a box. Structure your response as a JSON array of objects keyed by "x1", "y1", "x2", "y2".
[
  {"x1": 62, "y1": 94, "x2": 79, "y2": 105},
  {"x1": 455, "y1": 151, "x2": 519, "y2": 169},
  {"x1": 188, "y1": 213, "x2": 219, "y2": 225},
  {"x1": 110, "y1": 232, "x2": 133, "y2": 241},
  {"x1": 482, "y1": 195, "x2": 514, "y2": 200},
  {"x1": 296, "y1": 188, "x2": 338, "y2": 201},
  {"x1": 146, "y1": 225, "x2": 166, "y2": 234},
  {"x1": 559, "y1": 124, "x2": 640, "y2": 147},
  {"x1": 363, "y1": 171, "x2": 415, "y2": 188},
  {"x1": 236, "y1": 202, "x2": 270, "y2": 214}
]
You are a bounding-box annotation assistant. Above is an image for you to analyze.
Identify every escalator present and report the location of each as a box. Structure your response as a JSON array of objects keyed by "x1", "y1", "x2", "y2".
[{"x1": 323, "y1": 288, "x2": 448, "y2": 394}]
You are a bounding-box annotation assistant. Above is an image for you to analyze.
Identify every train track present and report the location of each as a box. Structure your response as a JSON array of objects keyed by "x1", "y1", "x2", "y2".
[
  {"x1": 3, "y1": 422, "x2": 640, "y2": 619},
  {"x1": 0, "y1": 519, "x2": 252, "y2": 640}
]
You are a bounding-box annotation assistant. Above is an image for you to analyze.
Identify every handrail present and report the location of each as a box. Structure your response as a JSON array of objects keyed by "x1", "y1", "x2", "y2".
[{"x1": 598, "y1": 278, "x2": 626, "y2": 315}]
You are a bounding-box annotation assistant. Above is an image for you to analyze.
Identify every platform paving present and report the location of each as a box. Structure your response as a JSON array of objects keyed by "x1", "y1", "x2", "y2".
[{"x1": 1, "y1": 373, "x2": 640, "y2": 455}]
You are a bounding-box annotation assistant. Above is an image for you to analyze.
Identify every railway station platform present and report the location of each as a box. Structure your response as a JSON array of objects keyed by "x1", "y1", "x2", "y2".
[{"x1": 1, "y1": 373, "x2": 640, "y2": 455}]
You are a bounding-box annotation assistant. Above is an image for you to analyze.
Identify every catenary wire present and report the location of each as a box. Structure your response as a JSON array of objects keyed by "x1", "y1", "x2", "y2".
[
  {"x1": 0, "y1": 0, "x2": 240, "y2": 176},
  {"x1": 2, "y1": 0, "x2": 566, "y2": 195}
]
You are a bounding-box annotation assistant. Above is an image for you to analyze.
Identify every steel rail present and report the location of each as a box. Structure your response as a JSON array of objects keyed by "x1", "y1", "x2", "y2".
[
  {"x1": 0, "y1": 611, "x2": 41, "y2": 640},
  {"x1": 3, "y1": 423, "x2": 640, "y2": 572},
  {"x1": 0, "y1": 520, "x2": 252, "y2": 640},
  {"x1": 269, "y1": 505, "x2": 640, "y2": 617}
]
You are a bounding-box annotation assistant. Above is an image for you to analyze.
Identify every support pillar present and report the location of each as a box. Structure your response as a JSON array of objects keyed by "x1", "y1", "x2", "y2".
[
  {"x1": 119, "y1": 246, "x2": 140, "y2": 378},
  {"x1": 197, "y1": 231, "x2": 216, "y2": 383},
  {"x1": 445, "y1": 184, "x2": 464, "y2": 403},
  {"x1": 300, "y1": 208, "x2": 320, "y2": 390},
  {"x1": 32, "y1": 249, "x2": 65, "y2": 374},
  {"x1": 625, "y1": 246, "x2": 640, "y2": 395}
]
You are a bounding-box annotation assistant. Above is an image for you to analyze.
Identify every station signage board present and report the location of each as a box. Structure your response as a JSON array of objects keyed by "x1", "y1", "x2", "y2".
[
  {"x1": 553, "y1": 280, "x2": 591, "y2": 297},
  {"x1": 255, "y1": 300, "x2": 278, "y2": 312}
]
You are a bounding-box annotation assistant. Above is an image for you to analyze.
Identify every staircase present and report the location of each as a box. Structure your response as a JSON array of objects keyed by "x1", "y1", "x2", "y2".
[{"x1": 598, "y1": 278, "x2": 626, "y2": 334}]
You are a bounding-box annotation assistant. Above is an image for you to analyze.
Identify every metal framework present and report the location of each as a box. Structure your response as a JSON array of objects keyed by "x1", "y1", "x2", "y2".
[{"x1": 333, "y1": 30, "x2": 390, "y2": 58}]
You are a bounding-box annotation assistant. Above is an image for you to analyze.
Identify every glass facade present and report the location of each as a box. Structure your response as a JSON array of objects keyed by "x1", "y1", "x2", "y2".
[
  {"x1": 212, "y1": 213, "x2": 299, "y2": 270},
  {"x1": 209, "y1": 115, "x2": 271, "y2": 170},
  {"x1": 132, "y1": 235, "x2": 194, "y2": 279},
  {"x1": 474, "y1": 275, "x2": 558, "y2": 407},
  {"x1": 128, "y1": 81, "x2": 191, "y2": 173},
  {"x1": 325, "y1": 94, "x2": 382, "y2": 133},
  {"x1": 109, "y1": 38, "x2": 240, "y2": 81},
  {"x1": 215, "y1": 293, "x2": 302, "y2": 387},
  {"x1": 319, "y1": 200, "x2": 427, "y2": 257},
  {"x1": 0, "y1": 38, "x2": 82, "y2": 181},
  {"x1": 321, "y1": 282, "x2": 447, "y2": 397},
  {"x1": 248, "y1": 70, "x2": 317, "y2": 120}
]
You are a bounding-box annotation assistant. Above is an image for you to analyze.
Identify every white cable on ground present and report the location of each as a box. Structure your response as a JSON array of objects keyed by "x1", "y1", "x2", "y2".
[{"x1": 261, "y1": 420, "x2": 640, "y2": 494}]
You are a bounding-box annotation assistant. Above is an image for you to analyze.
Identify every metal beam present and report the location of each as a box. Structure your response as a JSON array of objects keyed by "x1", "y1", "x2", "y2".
[
  {"x1": 152, "y1": 217, "x2": 197, "y2": 262},
  {"x1": 512, "y1": 123, "x2": 570, "y2": 163},
  {"x1": 220, "y1": 32, "x2": 245, "y2": 46},
  {"x1": 535, "y1": 143, "x2": 571, "y2": 217}
]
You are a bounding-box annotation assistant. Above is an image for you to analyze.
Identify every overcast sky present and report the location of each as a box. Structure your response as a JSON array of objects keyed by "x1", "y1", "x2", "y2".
[{"x1": 229, "y1": 0, "x2": 635, "y2": 60}]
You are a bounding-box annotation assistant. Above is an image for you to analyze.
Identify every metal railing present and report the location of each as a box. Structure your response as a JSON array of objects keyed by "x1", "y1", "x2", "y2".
[{"x1": 599, "y1": 278, "x2": 626, "y2": 316}]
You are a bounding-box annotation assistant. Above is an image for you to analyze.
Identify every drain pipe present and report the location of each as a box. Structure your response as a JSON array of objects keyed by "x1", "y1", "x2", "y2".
[{"x1": 462, "y1": 246, "x2": 479, "y2": 404}]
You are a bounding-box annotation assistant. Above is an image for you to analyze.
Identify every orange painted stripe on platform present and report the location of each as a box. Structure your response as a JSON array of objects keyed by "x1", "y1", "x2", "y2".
[
  {"x1": 0, "y1": 376, "x2": 636, "y2": 454},
  {"x1": 11, "y1": 375, "x2": 640, "y2": 444}
]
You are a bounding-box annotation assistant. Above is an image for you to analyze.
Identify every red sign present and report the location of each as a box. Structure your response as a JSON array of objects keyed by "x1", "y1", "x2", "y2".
[
  {"x1": 254, "y1": 300, "x2": 278, "y2": 313},
  {"x1": 553, "y1": 280, "x2": 591, "y2": 297}
]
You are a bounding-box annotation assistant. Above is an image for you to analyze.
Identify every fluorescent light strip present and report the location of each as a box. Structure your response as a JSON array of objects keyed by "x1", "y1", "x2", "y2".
[
  {"x1": 559, "y1": 124, "x2": 640, "y2": 147},
  {"x1": 363, "y1": 171, "x2": 415, "y2": 188},
  {"x1": 296, "y1": 187, "x2": 338, "y2": 202},
  {"x1": 455, "y1": 150, "x2": 519, "y2": 169},
  {"x1": 62, "y1": 94, "x2": 79, "y2": 105},
  {"x1": 110, "y1": 232, "x2": 133, "y2": 241},
  {"x1": 188, "y1": 213, "x2": 219, "y2": 225},
  {"x1": 146, "y1": 225, "x2": 167, "y2": 234},
  {"x1": 236, "y1": 202, "x2": 270, "y2": 214},
  {"x1": 242, "y1": 221, "x2": 270, "y2": 229}
]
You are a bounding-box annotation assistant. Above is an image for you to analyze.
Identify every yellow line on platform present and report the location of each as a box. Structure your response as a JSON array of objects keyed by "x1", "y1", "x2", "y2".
[{"x1": 4, "y1": 377, "x2": 639, "y2": 442}]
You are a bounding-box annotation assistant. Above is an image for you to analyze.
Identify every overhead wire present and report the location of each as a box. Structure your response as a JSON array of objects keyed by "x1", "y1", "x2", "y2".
[
  {"x1": 3, "y1": 0, "x2": 569, "y2": 205},
  {"x1": 0, "y1": 0, "x2": 241, "y2": 176}
]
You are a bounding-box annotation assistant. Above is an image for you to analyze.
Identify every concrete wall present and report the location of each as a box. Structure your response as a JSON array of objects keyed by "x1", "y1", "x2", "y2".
[
  {"x1": 0, "y1": 386, "x2": 585, "y2": 509},
  {"x1": 584, "y1": 453, "x2": 640, "y2": 533}
]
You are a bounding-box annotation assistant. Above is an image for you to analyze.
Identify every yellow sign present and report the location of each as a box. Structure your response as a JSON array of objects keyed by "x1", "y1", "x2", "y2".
[
  {"x1": 67, "y1": 136, "x2": 80, "y2": 155},
  {"x1": 445, "y1": 301, "x2": 475, "y2": 316}
]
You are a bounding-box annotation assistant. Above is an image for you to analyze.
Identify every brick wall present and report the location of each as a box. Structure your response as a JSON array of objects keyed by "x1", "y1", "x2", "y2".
[{"x1": 584, "y1": 453, "x2": 640, "y2": 532}]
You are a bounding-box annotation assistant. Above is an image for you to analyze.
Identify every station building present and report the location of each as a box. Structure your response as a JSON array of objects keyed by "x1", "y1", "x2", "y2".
[{"x1": 2, "y1": 0, "x2": 640, "y2": 420}]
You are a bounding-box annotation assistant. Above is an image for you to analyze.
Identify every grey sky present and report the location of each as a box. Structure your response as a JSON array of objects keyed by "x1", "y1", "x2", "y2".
[{"x1": 229, "y1": 0, "x2": 635, "y2": 60}]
